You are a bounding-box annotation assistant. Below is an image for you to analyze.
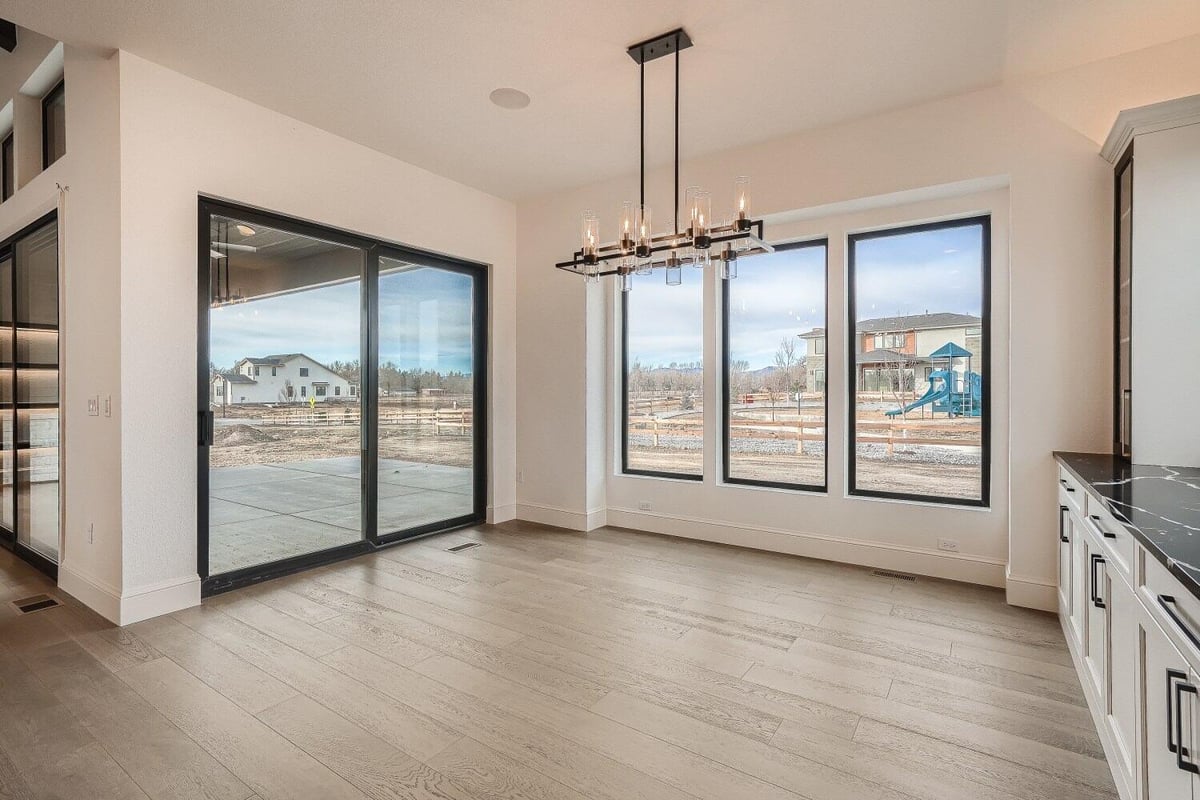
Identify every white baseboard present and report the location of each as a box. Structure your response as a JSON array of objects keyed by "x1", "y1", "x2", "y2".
[
  {"x1": 58, "y1": 561, "x2": 122, "y2": 624},
  {"x1": 605, "y1": 507, "x2": 1006, "y2": 587},
  {"x1": 118, "y1": 575, "x2": 201, "y2": 625},
  {"x1": 488, "y1": 503, "x2": 517, "y2": 524},
  {"x1": 516, "y1": 502, "x2": 591, "y2": 531},
  {"x1": 585, "y1": 507, "x2": 607, "y2": 531},
  {"x1": 1005, "y1": 571, "x2": 1057, "y2": 612}
]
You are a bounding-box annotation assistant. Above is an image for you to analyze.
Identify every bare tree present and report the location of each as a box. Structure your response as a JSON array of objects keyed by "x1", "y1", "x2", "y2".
[{"x1": 768, "y1": 337, "x2": 799, "y2": 422}]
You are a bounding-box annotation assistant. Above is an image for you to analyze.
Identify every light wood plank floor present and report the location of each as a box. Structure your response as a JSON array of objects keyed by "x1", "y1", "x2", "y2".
[{"x1": 0, "y1": 521, "x2": 1116, "y2": 800}]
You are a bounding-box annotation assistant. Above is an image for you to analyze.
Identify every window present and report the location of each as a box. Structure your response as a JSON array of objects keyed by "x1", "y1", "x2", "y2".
[
  {"x1": 215, "y1": 382, "x2": 224, "y2": 397},
  {"x1": 349, "y1": 385, "x2": 356, "y2": 397},
  {"x1": 334, "y1": 386, "x2": 341, "y2": 396},
  {"x1": 1, "y1": 132, "x2": 13, "y2": 201},
  {"x1": 271, "y1": 367, "x2": 277, "y2": 376},
  {"x1": 41, "y1": 80, "x2": 65, "y2": 168},
  {"x1": 253, "y1": 366, "x2": 260, "y2": 376},
  {"x1": 623, "y1": 267, "x2": 703, "y2": 478},
  {"x1": 847, "y1": 216, "x2": 989, "y2": 505},
  {"x1": 315, "y1": 384, "x2": 327, "y2": 397},
  {"x1": 300, "y1": 367, "x2": 309, "y2": 377},
  {"x1": 724, "y1": 239, "x2": 828, "y2": 490},
  {"x1": 300, "y1": 385, "x2": 307, "y2": 398}
]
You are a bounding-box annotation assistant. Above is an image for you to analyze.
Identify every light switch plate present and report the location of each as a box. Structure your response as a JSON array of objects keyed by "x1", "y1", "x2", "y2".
[{"x1": 87, "y1": 396, "x2": 100, "y2": 416}]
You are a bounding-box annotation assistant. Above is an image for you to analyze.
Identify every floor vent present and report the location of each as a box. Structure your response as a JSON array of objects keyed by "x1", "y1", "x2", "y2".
[
  {"x1": 12, "y1": 594, "x2": 60, "y2": 614},
  {"x1": 871, "y1": 569, "x2": 917, "y2": 582},
  {"x1": 446, "y1": 542, "x2": 482, "y2": 553}
]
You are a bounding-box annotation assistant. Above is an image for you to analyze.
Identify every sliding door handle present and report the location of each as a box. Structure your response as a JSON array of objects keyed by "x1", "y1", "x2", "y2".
[{"x1": 198, "y1": 410, "x2": 214, "y2": 446}]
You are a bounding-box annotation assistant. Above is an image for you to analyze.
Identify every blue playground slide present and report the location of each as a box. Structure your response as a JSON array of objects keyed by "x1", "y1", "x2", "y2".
[{"x1": 885, "y1": 369, "x2": 981, "y2": 418}]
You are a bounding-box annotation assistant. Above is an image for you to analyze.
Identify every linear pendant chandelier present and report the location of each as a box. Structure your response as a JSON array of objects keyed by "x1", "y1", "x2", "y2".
[{"x1": 556, "y1": 28, "x2": 773, "y2": 291}]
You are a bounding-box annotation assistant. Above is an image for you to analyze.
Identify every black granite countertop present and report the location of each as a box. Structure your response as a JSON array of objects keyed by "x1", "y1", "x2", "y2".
[{"x1": 1055, "y1": 452, "x2": 1200, "y2": 600}]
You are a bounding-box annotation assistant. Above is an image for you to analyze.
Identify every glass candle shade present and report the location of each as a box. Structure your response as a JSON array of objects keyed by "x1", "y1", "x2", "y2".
[
  {"x1": 690, "y1": 190, "x2": 712, "y2": 249},
  {"x1": 618, "y1": 200, "x2": 635, "y2": 253},
  {"x1": 635, "y1": 204, "x2": 652, "y2": 258},
  {"x1": 734, "y1": 176, "x2": 751, "y2": 230},
  {"x1": 581, "y1": 211, "x2": 600, "y2": 265}
]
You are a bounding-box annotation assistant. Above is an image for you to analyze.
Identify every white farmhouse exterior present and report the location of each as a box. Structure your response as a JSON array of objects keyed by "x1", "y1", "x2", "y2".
[{"x1": 211, "y1": 353, "x2": 358, "y2": 405}]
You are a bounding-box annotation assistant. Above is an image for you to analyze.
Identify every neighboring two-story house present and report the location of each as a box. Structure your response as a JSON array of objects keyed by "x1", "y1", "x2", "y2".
[
  {"x1": 211, "y1": 353, "x2": 358, "y2": 405},
  {"x1": 798, "y1": 312, "x2": 981, "y2": 393}
]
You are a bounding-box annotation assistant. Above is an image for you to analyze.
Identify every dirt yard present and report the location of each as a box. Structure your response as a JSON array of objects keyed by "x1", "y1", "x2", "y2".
[{"x1": 210, "y1": 422, "x2": 473, "y2": 469}]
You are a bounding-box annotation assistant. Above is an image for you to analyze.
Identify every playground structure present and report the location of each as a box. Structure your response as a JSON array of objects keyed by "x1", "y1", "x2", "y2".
[{"x1": 886, "y1": 341, "x2": 982, "y2": 419}]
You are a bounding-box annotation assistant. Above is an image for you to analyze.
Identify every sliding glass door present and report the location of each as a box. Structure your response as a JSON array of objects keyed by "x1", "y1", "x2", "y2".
[
  {"x1": 375, "y1": 254, "x2": 483, "y2": 539},
  {"x1": 204, "y1": 212, "x2": 366, "y2": 578},
  {"x1": 199, "y1": 200, "x2": 486, "y2": 594}
]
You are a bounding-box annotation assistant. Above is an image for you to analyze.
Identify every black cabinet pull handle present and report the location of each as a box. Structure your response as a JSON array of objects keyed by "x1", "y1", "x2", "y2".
[
  {"x1": 1159, "y1": 595, "x2": 1200, "y2": 651},
  {"x1": 1168, "y1": 669, "x2": 1188, "y2": 757},
  {"x1": 1059, "y1": 505, "x2": 1069, "y2": 543},
  {"x1": 1090, "y1": 553, "x2": 1106, "y2": 609},
  {"x1": 1175, "y1": 680, "x2": 1199, "y2": 774},
  {"x1": 1089, "y1": 514, "x2": 1117, "y2": 538},
  {"x1": 1059, "y1": 479, "x2": 1075, "y2": 492}
]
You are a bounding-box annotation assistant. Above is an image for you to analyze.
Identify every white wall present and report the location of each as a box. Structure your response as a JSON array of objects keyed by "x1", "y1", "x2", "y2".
[
  {"x1": 516, "y1": 84, "x2": 1113, "y2": 609},
  {"x1": 107, "y1": 51, "x2": 515, "y2": 622}
]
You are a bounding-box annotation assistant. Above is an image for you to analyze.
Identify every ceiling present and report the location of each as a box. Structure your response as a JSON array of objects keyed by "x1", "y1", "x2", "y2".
[{"x1": 4, "y1": 0, "x2": 1200, "y2": 200}]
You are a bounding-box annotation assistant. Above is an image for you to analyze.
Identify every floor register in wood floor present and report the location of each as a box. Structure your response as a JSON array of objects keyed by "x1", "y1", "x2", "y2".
[{"x1": 0, "y1": 521, "x2": 1114, "y2": 800}]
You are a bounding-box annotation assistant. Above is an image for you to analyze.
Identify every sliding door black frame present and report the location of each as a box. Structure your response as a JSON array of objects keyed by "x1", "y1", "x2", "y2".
[
  {"x1": 197, "y1": 197, "x2": 488, "y2": 596},
  {"x1": 0, "y1": 208, "x2": 60, "y2": 580}
]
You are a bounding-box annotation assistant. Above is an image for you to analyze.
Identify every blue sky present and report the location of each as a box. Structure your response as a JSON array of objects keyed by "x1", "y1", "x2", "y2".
[
  {"x1": 211, "y1": 266, "x2": 475, "y2": 372},
  {"x1": 629, "y1": 224, "x2": 983, "y2": 370}
]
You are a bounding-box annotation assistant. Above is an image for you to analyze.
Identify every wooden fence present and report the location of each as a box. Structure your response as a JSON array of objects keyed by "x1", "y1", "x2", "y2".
[
  {"x1": 260, "y1": 407, "x2": 472, "y2": 435},
  {"x1": 628, "y1": 416, "x2": 979, "y2": 454}
]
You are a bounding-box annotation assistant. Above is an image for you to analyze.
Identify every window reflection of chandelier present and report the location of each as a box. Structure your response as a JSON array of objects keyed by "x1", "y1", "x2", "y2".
[{"x1": 556, "y1": 28, "x2": 772, "y2": 291}]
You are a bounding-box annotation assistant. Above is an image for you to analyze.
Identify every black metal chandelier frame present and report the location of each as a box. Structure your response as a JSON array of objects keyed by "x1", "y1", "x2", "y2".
[{"x1": 555, "y1": 28, "x2": 773, "y2": 280}]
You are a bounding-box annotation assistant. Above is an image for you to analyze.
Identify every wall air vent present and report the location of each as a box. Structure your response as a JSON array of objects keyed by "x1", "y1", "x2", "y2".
[
  {"x1": 446, "y1": 542, "x2": 482, "y2": 553},
  {"x1": 12, "y1": 594, "x2": 60, "y2": 613},
  {"x1": 871, "y1": 569, "x2": 917, "y2": 582}
]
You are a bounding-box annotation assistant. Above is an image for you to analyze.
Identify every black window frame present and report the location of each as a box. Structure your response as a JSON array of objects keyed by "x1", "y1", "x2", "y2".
[
  {"x1": 1, "y1": 131, "x2": 13, "y2": 201},
  {"x1": 299, "y1": 366, "x2": 309, "y2": 377},
  {"x1": 721, "y1": 238, "x2": 830, "y2": 493},
  {"x1": 620, "y1": 271, "x2": 704, "y2": 481},
  {"x1": 846, "y1": 215, "x2": 991, "y2": 507},
  {"x1": 41, "y1": 79, "x2": 65, "y2": 169}
]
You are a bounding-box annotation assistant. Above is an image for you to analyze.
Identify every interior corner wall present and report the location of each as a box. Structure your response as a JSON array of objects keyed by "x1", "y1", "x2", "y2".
[
  {"x1": 515, "y1": 84, "x2": 1114, "y2": 609},
  {"x1": 114, "y1": 51, "x2": 516, "y2": 623},
  {"x1": 0, "y1": 45, "x2": 125, "y2": 621}
]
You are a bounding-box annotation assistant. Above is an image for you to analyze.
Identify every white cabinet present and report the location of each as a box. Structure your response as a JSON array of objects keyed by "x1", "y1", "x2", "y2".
[
  {"x1": 1106, "y1": 565, "x2": 1138, "y2": 792},
  {"x1": 1138, "y1": 601, "x2": 1197, "y2": 798},
  {"x1": 1054, "y1": 467, "x2": 1200, "y2": 799}
]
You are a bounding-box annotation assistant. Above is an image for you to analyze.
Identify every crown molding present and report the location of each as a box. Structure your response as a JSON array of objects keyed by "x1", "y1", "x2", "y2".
[{"x1": 1101, "y1": 93, "x2": 1200, "y2": 164}]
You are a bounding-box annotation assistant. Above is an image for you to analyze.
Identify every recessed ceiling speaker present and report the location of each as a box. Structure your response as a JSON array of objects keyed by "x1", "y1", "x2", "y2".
[{"x1": 489, "y1": 88, "x2": 531, "y2": 110}]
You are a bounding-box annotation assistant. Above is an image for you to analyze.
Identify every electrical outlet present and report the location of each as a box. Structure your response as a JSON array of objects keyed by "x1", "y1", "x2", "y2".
[
  {"x1": 638, "y1": 501, "x2": 652, "y2": 511},
  {"x1": 87, "y1": 396, "x2": 100, "y2": 416},
  {"x1": 937, "y1": 538, "x2": 959, "y2": 553},
  {"x1": 87, "y1": 523, "x2": 94, "y2": 544},
  {"x1": 104, "y1": 395, "x2": 112, "y2": 417},
  {"x1": 516, "y1": 470, "x2": 524, "y2": 483}
]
